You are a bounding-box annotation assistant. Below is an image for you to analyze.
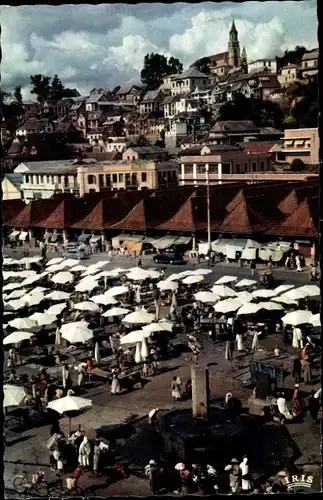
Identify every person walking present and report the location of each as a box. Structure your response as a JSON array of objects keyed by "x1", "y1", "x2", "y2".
[
  {"x1": 292, "y1": 326, "x2": 303, "y2": 349},
  {"x1": 224, "y1": 458, "x2": 241, "y2": 494},
  {"x1": 292, "y1": 384, "x2": 303, "y2": 413},
  {"x1": 302, "y1": 357, "x2": 312, "y2": 384},
  {"x1": 292, "y1": 357, "x2": 302, "y2": 383},
  {"x1": 295, "y1": 254, "x2": 302, "y2": 272},
  {"x1": 171, "y1": 376, "x2": 181, "y2": 402},
  {"x1": 78, "y1": 436, "x2": 91, "y2": 469},
  {"x1": 239, "y1": 456, "x2": 253, "y2": 493},
  {"x1": 92, "y1": 439, "x2": 101, "y2": 475},
  {"x1": 77, "y1": 364, "x2": 86, "y2": 389},
  {"x1": 111, "y1": 373, "x2": 121, "y2": 395},
  {"x1": 145, "y1": 460, "x2": 160, "y2": 495},
  {"x1": 236, "y1": 333, "x2": 244, "y2": 352},
  {"x1": 307, "y1": 390, "x2": 320, "y2": 423},
  {"x1": 225, "y1": 340, "x2": 233, "y2": 361}
]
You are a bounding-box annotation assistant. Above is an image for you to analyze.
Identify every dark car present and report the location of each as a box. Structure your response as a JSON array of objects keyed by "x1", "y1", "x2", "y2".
[{"x1": 154, "y1": 252, "x2": 184, "y2": 264}]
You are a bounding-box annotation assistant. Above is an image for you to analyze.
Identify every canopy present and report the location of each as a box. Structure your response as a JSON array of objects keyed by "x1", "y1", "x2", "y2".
[
  {"x1": 182, "y1": 275, "x2": 204, "y2": 285},
  {"x1": 273, "y1": 284, "x2": 295, "y2": 295},
  {"x1": 47, "y1": 302, "x2": 67, "y2": 315},
  {"x1": 9, "y1": 231, "x2": 21, "y2": 240},
  {"x1": 47, "y1": 395, "x2": 92, "y2": 414},
  {"x1": 310, "y1": 314, "x2": 320, "y2": 328},
  {"x1": 4, "y1": 385, "x2": 27, "y2": 408},
  {"x1": 60, "y1": 259, "x2": 80, "y2": 268},
  {"x1": 46, "y1": 257, "x2": 64, "y2": 266},
  {"x1": 70, "y1": 265, "x2": 88, "y2": 273},
  {"x1": 214, "y1": 275, "x2": 238, "y2": 285},
  {"x1": 102, "y1": 307, "x2": 131, "y2": 317},
  {"x1": 251, "y1": 289, "x2": 277, "y2": 299},
  {"x1": 257, "y1": 301, "x2": 283, "y2": 311},
  {"x1": 194, "y1": 291, "x2": 219, "y2": 303},
  {"x1": 214, "y1": 298, "x2": 242, "y2": 314},
  {"x1": 271, "y1": 296, "x2": 298, "y2": 306},
  {"x1": 25, "y1": 292, "x2": 46, "y2": 307},
  {"x1": 75, "y1": 279, "x2": 99, "y2": 292},
  {"x1": 120, "y1": 330, "x2": 150, "y2": 345},
  {"x1": 61, "y1": 326, "x2": 93, "y2": 343},
  {"x1": 3, "y1": 282, "x2": 24, "y2": 292},
  {"x1": 18, "y1": 231, "x2": 28, "y2": 241},
  {"x1": 241, "y1": 247, "x2": 257, "y2": 260},
  {"x1": 5, "y1": 299, "x2": 27, "y2": 311},
  {"x1": 191, "y1": 268, "x2": 212, "y2": 276},
  {"x1": 90, "y1": 235, "x2": 101, "y2": 243},
  {"x1": 46, "y1": 291, "x2": 71, "y2": 301},
  {"x1": 90, "y1": 294, "x2": 118, "y2": 306},
  {"x1": 51, "y1": 272, "x2": 74, "y2": 284},
  {"x1": 122, "y1": 309, "x2": 155, "y2": 325},
  {"x1": 283, "y1": 288, "x2": 308, "y2": 300},
  {"x1": 105, "y1": 286, "x2": 129, "y2": 297},
  {"x1": 78, "y1": 234, "x2": 91, "y2": 243},
  {"x1": 9, "y1": 317, "x2": 37, "y2": 330},
  {"x1": 6, "y1": 288, "x2": 27, "y2": 300},
  {"x1": 73, "y1": 301, "x2": 100, "y2": 312},
  {"x1": 126, "y1": 268, "x2": 158, "y2": 281},
  {"x1": 3, "y1": 331, "x2": 34, "y2": 345},
  {"x1": 282, "y1": 310, "x2": 312, "y2": 326},
  {"x1": 47, "y1": 264, "x2": 64, "y2": 273},
  {"x1": 157, "y1": 280, "x2": 178, "y2": 291},
  {"x1": 235, "y1": 291, "x2": 254, "y2": 303},
  {"x1": 29, "y1": 312, "x2": 57, "y2": 326},
  {"x1": 236, "y1": 303, "x2": 263, "y2": 315},
  {"x1": 235, "y1": 279, "x2": 257, "y2": 288},
  {"x1": 142, "y1": 321, "x2": 173, "y2": 333},
  {"x1": 60, "y1": 321, "x2": 89, "y2": 334},
  {"x1": 296, "y1": 285, "x2": 320, "y2": 297},
  {"x1": 211, "y1": 285, "x2": 236, "y2": 298},
  {"x1": 153, "y1": 235, "x2": 179, "y2": 249}
]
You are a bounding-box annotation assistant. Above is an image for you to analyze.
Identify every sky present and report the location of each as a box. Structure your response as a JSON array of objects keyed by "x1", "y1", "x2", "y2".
[{"x1": 1, "y1": 1, "x2": 318, "y2": 98}]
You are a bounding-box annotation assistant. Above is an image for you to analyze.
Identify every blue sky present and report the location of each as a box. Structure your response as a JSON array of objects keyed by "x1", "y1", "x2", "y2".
[{"x1": 1, "y1": 1, "x2": 317, "y2": 97}]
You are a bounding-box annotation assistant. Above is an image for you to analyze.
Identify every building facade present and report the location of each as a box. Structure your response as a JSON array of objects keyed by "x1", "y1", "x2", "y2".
[{"x1": 270, "y1": 128, "x2": 319, "y2": 166}]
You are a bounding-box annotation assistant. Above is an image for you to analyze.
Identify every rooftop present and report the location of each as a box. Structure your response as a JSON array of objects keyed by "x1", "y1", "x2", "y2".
[{"x1": 174, "y1": 68, "x2": 210, "y2": 80}]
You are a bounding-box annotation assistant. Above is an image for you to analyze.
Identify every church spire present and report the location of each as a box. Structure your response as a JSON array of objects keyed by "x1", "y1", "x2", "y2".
[
  {"x1": 230, "y1": 19, "x2": 237, "y2": 34},
  {"x1": 228, "y1": 20, "x2": 240, "y2": 68}
]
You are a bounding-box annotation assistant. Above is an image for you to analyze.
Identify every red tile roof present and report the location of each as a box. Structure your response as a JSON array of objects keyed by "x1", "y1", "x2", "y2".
[
  {"x1": 238, "y1": 141, "x2": 280, "y2": 154},
  {"x1": 266, "y1": 197, "x2": 319, "y2": 238},
  {"x1": 278, "y1": 183, "x2": 319, "y2": 215},
  {"x1": 2, "y1": 200, "x2": 26, "y2": 226},
  {"x1": 8, "y1": 199, "x2": 63, "y2": 228},
  {"x1": 36, "y1": 198, "x2": 97, "y2": 229}
]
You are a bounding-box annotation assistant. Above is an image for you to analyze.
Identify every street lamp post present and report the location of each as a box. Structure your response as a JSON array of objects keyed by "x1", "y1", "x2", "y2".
[{"x1": 205, "y1": 164, "x2": 212, "y2": 254}]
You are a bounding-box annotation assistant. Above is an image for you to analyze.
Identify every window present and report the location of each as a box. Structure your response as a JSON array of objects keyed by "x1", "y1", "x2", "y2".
[
  {"x1": 185, "y1": 165, "x2": 193, "y2": 175},
  {"x1": 268, "y1": 61, "x2": 271, "y2": 67},
  {"x1": 132, "y1": 156, "x2": 136, "y2": 160},
  {"x1": 125, "y1": 173, "x2": 130, "y2": 184},
  {"x1": 105, "y1": 174, "x2": 111, "y2": 185},
  {"x1": 222, "y1": 164, "x2": 231, "y2": 174},
  {"x1": 46, "y1": 175, "x2": 50, "y2": 183},
  {"x1": 89, "y1": 188, "x2": 96, "y2": 193},
  {"x1": 118, "y1": 173, "x2": 124, "y2": 182},
  {"x1": 131, "y1": 173, "x2": 137, "y2": 183},
  {"x1": 99, "y1": 174, "x2": 104, "y2": 187},
  {"x1": 252, "y1": 162, "x2": 257, "y2": 171},
  {"x1": 260, "y1": 162, "x2": 264, "y2": 171},
  {"x1": 197, "y1": 165, "x2": 205, "y2": 174},
  {"x1": 112, "y1": 174, "x2": 117, "y2": 183},
  {"x1": 88, "y1": 175, "x2": 95, "y2": 184},
  {"x1": 127, "y1": 156, "x2": 130, "y2": 160},
  {"x1": 25, "y1": 175, "x2": 30, "y2": 183},
  {"x1": 64, "y1": 175, "x2": 69, "y2": 186},
  {"x1": 39, "y1": 175, "x2": 44, "y2": 183},
  {"x1": 235, "y1": 164, "x2": 240, "y2": 173},
  {"x1": 141, "y1": 172, "x2": 147, "y2": 182},
  {"x1": 35, "y1": 175, "x2": 39, "y2": 185},
  {"x1": 203, "y1": 80, "x2": 206, "y2": 85}
]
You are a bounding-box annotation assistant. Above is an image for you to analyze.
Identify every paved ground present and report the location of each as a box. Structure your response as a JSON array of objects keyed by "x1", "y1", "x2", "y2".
[{"x1": 3, "y1": 248, "x2": 321, "y2": 496}]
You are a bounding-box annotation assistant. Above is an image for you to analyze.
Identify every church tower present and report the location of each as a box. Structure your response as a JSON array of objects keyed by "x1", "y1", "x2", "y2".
[{"x1": 228, "y1": 20, "x2": 240, "y2": 68}]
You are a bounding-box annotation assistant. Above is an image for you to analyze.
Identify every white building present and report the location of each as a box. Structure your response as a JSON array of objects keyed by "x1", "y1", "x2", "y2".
[
  {"x1": 105, "y1": 137, "x2": 127, "y2": 153},
  {"x1": 169, "y1": 68, "x2": 211, "y2": 96},
  {"x1": 248, "y1": 58, "x2": 277, "y2": 74}
]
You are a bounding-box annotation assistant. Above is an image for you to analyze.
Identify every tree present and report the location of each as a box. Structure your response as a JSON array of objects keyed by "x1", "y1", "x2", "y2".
[
  {"x1": 49, "y1": 74, "x2": 65, "y2": 100},
  {"x1": 30, "y1": 74, "x2": 52, "y2": 104},
  {"x1": 1, "y1": 90, "x2": 25, "y2": 136},
  {"x1": 194, "y1": 57, "x2": 211, "y2": 74},
  {"x1": 13, "y1": 85, "x2": 23, "y2": 104},
  {"x1": 291, "y1": 79, "x2": 318, "y2": 128},
  {"x1": 276, "y1": 46, "x2": 307, "y2": 71},
  {"x1": 240, "y1": 47, "x2": 248, "y2": 73},
  {"x1": 290, "y1": 159, "x2": 305, "y2": 171},
  {"x1": 282, "y1": 116, "x2": 298, "y2": 129},
  {"x1": 141, "y1": 53, "x2": 183, "y2": 90}
]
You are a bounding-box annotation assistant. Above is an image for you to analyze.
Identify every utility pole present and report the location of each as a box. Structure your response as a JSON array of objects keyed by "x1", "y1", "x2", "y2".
[{"x1": 205, "y1": 164, "x2": 212, "y2": 254}]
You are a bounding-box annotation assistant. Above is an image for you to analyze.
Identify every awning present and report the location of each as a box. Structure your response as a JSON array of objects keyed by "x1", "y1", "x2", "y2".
[
  {"x1": 123, "y1": 235, "x2": 144, "y2": 242},
  {"x1": 90, "y1": 235, "x2": 101, "y2": 243},
  {"x1": 142, "y1": 236, "x2": 158, "y2": 244},
  {"x1": 123, "y1": 241, "x2": 143, "y2": 253},
  {"x1": 49, "y1": 235, "x2": 61, "y2": 243},
  {"x1": 10, "y1": 231, "x2": 20, "y2": 240},
  {"x1": 241, "y1": 247, "x2": 257, "y2": 260},
  {"x1": 18, "y1": 231, "x2": 28, "y2": 241},
  {"x1": 154, "y1": 236, "x2": 179, "y2": 249},
  {"x1": 294, "y1": 140, "x2": 305, "y2": 146},
  {"x1": 174, "y1": 236, "x2": 191, "y2": 245},
  {"x1": 284, "y1": 140, "x2": 294, "y2": 146},
  {"x1": 78, "y1": 234, "x2": 91, "y2": 242}
]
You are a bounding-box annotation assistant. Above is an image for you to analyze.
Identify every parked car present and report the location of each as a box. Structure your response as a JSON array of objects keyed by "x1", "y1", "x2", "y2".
[
  {"x1": 62, "y1": 245, "x2": 89, "y2": 260},
  {"x1": 153, "y1": 252, "x2": 184, "y2": 264}
]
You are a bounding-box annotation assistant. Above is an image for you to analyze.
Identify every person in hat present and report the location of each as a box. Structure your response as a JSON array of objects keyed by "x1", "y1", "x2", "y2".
[
  {"x1": 292, "y1": 385, "x2": 303, "y2": 413},
  {"x1": 239, "y1": 456, "x2": 253, "y2": 492},
  {"x1": 224, "y1": 458, "x2": 240, "y2": 493}
]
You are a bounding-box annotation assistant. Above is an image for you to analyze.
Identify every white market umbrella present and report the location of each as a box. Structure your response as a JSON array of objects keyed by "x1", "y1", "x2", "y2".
[
  {"x1": 92, "y1": 261, "x2": 110, "y2": 269},
  {"x1": 213, "y1": 298, "x2": 242, "y2": 314},
  {"x1": 81, "y1": 266, "x2": 101, "y2": 277},
  {"x1": 32, "y1": 286, "x2": 50, "y2": 294},
  {"x1": 47, "y1": 302, "x2": 67, "y2": 315},
  {"x1": 61, "y1": 326, "x2": 93, "y2": 344},
  {"x1": 273, "y1": 284, "x2": 295, "y2": 295},
  {"x1": 75, "y1": 279, "x2": 99, "y2": 293},
  {"x1": 99, "y1": 269, "x2": 122, "y2": 278},
  {"x1": 251, "y1": 289, "x2": 277, "y2": 299},
  {"x1": 19, "y1": 256, "x2": 42, "y2": 265},
  {"x1": 60, "y1": 259, "x2": 80, "y2": 268},
  {"x1": 29, "y1": 312, "x2": 57, "y2": 326},
  {"x1": 46, "y1": 291, "x2": 71, "y2": 301},
  {"x1": 70, "y1": 265, "x2": 88, "y2": 273},
  {"x1": 60, "y1": 321, "x2": 89, "y2": 334},
  {"x1": 235, "y1": 279, "x2": 257, "y2": 288},
  {"x1": 251, "y1": 332, "x2": 260, "y2": 351},
  {"x1": 126, "y1": 268, "x2": 152, "y2": 281},
  {"x1": 3, "y1": 331, "x2": 34, "y2": 345},
  {"x1": 143, "y1": 321, "x2": 173, "y2": 333},
  {"x1": 271, "y1": 296, "x2": 298, "y2": 306},
  {"x1": 191, "y1": 268, "x2": 212, "y2": 276},
  {"x1": 47, "y1": 395, "x2": 92, "y2": 434},
  {"x1": 4, "y1": 385, "x2": 27, "y2": 408},
  {"x1": 182, "y1": 275, "x2": 204, "y2": 285},
  {"x1": 47, "y1": 264, "x2": 66, "y2": 273},
  {"x1": 257, "y1": 302, "x2": 283, "y2": 311},
  {"x1": 3, "y1": 257, "x2": 18, "y2": 266},
  {"x1": 94, "y1": 342, "x2": 101, "y2": 364},
  {"x1": 51, "y1": 271, "x2": 74, "y2": 285},
  {"x1": 215, "y1": 275, "x2": 238, "y2": 285},
  {"x1": 3, "y1": 282, "x2": 24, "y2": 292},
  {"x1": 235, "y1": 291, "x2": 254, "y2": 303},
  {"x1": 122, "y1": 309, "x2": 155, "y2": 325},
  {"x1": 102, "y1": 307, "x2": 130, "y2": 317},
  {"x1": 135, "y1": 342, "x2": 142, "y2": 363},
  {"x1": 90, "y1": 294, "x2": 118, "y2": 306},
  {"x1": 9, "y1": 317, "x2": 37, "y2": 330},
  {"x1": 120, "y1": 330, "x2": 150, "y2": 346},
  {"x1": 166, "y1": 273, "x2": 181, "y2": 281},
  {"x1": 310, "y1": 314, "x2": 321, "y2": 328},
  {"x1": 211, "y1": 285, "x2": 236, "y2": 298},
  {"x1": 157, "y1": 280, "x2": 178, "y2": 291},
  {"x1": 17, "y1": 270, "x2": 37, "y2": 279},
  {"x1": 46, "y1": 257, "x2": 64, "y2": 266},
  {"x1": 5, "y1": 299, "x2": 27, "y2": 311},
  {"x1": 105, "y1": 285, "x2": 129, "y2": 297},
  {"x1": 283, "y1": 288, "x2": 308, "y2": 300},
  {"x1": 194, "y1": 291, "x2": 220, "y2": 303},
  {"x1": 282, "y1": 310, "x2": 313, "y2": 326},
  {"x1": 296, "y1": 285, "x2": 320, "y2": 297},
  {"x1": 141, "y1": 336, "x2": 149, "y2": 359},
  {"x1": 236, "y1": 303, "x2": 264, "y2": 316},
  {"x1": 73, "y1": 301, "x2": 100, "y2": 312},
  {"x1": 21, "y1": 275, "x2": 42, "y2": 286},
  {"x1": 25, "y1": 292, "x2": 46, "y2": 307}
]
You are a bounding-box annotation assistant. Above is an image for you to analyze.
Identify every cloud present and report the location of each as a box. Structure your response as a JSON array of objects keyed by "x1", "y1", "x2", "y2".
[{"x1": 1, "y1": 1, "x2": 317, "y2": 98}]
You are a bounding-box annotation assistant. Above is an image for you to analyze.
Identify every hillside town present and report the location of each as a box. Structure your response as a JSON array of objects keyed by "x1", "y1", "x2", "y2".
[{"x1": 2, "y1": 12, "x2": 321, "y2": 500}]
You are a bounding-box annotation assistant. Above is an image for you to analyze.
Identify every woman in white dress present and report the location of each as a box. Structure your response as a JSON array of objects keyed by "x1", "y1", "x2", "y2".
[
  {"x1": 295, "y1": 255, "x2": 302, "y2": 272},
  {"x1": 171, "y1": 376, "x2": 181, "y2": 402},
  {"x1": 236, "y1": 333, "x2": 244, "y2": 352},
  {"x1": 239, "y1": 456, "x2": 252, "y2": 492},
  {"x1": 111, "y1": 373, "x2": 121, "y2": 395},
  {"x1": 78, "y1": 436, "x2": 91, "y2": 468},
  {"x1": 292, "y1": 327, "x2": 303, "y2": 349}
]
